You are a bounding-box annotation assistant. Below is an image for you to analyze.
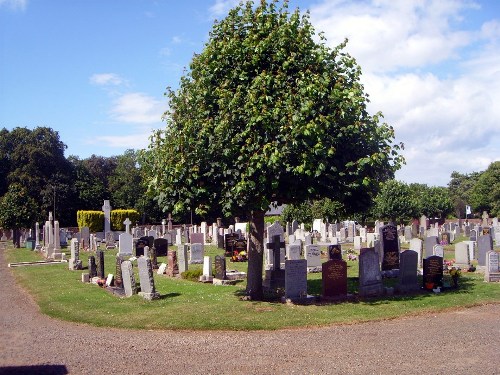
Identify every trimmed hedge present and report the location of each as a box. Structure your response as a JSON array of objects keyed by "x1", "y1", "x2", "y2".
[
  {"x1": 77, "y1": 211, "x2": 104, "y2": 232},
  {"x1": 77, "y1": 209, "x2": 140, "y2": 232},
  {"x1": 111, "y1": 209, "x2": 140, "y2": 231}
]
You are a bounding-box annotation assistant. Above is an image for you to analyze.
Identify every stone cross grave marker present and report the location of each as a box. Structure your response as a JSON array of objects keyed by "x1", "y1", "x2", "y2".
[
  {"x1": 267, "y1": 235, "x2": 285, "y2": 271},
  {"x1": 118, "y1": 218, "x2": 133, "y2": 256}
]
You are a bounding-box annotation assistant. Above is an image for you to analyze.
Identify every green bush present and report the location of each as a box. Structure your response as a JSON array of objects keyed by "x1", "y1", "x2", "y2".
[
  {"x1": 77, "y1": 211, "x2": 104, "y2": 232},
  {"x1": 180, "y1": 269, "x2": 203, "y2": 281},
  {"x1": 111, "y1": 209, "x2": 140, "y2": 231}
]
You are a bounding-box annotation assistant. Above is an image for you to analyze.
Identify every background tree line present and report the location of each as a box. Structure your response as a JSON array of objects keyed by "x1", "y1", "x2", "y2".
[
  {"x1": 0, "y1": 126, "x2": 497, "y2": 231},
  {"x1": 0, "y1": 127, "x2": 164, "y2": 229}
]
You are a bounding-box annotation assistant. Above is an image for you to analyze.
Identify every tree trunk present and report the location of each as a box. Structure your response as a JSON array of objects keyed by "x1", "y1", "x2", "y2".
[
  {"x1": 246, "y1": 209, "x2": 265, "y2": 300},
  {"x1": 13, "y1": 228, "x2": 20, "y2": 248}
]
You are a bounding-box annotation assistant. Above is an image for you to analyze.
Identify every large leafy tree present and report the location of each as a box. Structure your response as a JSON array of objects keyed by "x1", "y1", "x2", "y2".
[
  {"x1": 469, "y1": 161, "x2": 500, "y2": 217},
  {"x1": 142, "y1": 0, "x2": 403, "y2": 300},
  {"x1": 0, "y1": 183, "x2": 38, "y2": 247},
  {"x1": 0, "y1": 127, "x2": 76, "y2": 225},
  {"x1": 410, "y1": 183, "x2": 453, "y2": 219}
]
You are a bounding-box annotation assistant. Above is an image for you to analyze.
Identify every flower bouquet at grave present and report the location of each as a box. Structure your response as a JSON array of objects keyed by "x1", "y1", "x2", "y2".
[
  {"x1": 449, "y1": 267, "x2": 461, "y2": 288},
  {"x1": 230, "y1": 250, "x2": 247, "y2": 262}
]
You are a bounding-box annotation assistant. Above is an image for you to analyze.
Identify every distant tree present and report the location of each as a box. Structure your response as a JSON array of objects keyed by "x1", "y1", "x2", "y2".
[
  {"x1": 373, "y1": 180, "x2": 418, "y2": 224},
  {"x1": 448, "y1": 171, "x2": 480, "y2": 218},
  {"x1": 469, "y1": 161, "x2": 500, "y2": 217},
  {"x1": 311, "y1": 198, "x2": 346, "y2": 223},
  {"x1": 282, "y1": 202, "x2": 313, "y2": 229},
  {"x1": 109, "y1": 149, "x2": 143, "y2": 209},
  {"x1": 0, "y1": 127, "x2": 76, "y2": 225},
  {"x1": 142, "y1": 0, "x2": 403, "y2": 300},
  {"x1": 0, "y1": 184, "x2": 38, "y2": 247},
  {"x1": 409, "y1": 183, "x2": 453, "y2": 219}
]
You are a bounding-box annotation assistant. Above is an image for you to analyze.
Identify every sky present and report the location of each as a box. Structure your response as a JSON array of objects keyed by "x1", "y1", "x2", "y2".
[{"x1": 1, "y1": 0, "x2": 499, "y2": 187}]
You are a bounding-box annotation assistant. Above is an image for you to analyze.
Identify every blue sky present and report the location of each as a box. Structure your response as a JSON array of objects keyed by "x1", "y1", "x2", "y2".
[{"x1": 1, "y1": 0, "x2": 499, "y2": 187}]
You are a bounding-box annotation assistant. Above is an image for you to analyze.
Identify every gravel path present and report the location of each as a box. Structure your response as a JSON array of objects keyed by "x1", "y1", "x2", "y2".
[{"x1": 1, "y1": 246, "x2": 499, "y2": 375}]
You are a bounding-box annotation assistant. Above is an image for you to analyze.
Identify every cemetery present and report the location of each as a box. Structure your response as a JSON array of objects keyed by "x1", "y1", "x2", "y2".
[{"x1": 2, "y1": 208, "x2": 500, "y2": 330}]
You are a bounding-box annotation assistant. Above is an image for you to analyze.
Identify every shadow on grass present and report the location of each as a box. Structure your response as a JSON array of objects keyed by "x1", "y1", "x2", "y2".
[
  {"x1": 233, "y1": 273, "x2": 478, "y2": 305},
  {"x1": 159, "y1": 292, "x2": 181, "y2": 300}
]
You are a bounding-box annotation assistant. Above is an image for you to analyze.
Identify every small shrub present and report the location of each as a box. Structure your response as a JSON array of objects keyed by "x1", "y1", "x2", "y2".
[{"x1": 181, "y1": 269, "x2": 203, "y2": 281}]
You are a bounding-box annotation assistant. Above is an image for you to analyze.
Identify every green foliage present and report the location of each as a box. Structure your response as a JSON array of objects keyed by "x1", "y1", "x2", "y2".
[
  {"x1": 311, "y1": 198, "x2": 346, "y2": 222},
  {"x1": 264, "y1": 215, "x2": 282, "y2": 226},
  {"x1": 180, "y1": 269, "x2": 203, "y2": 281},
  {"x1": 141, "y1": 0, "x2": 403, "y2": 218},
  {"x1": 282, "y1": 202, "x2": 312, "y2": 227},
  {"x1": 469, "y1": 161, "x2": 500, "y2": 217},
  {"x1": 0, "y1": 127, "x2": 77, "y2": 226},
  {"x1": 448, "y1": 171, "x2": 480, "y2": 218},
  {"x1": 0, "y1": 183, "x2": 38, "y2": 229},
  {"x1": 76, "y1": 210, "x2": 104, "y2": 232},
  {"x1": 410, "y1": 183, "x2": 453, "y2": 219},
  {"x1": 373, "y1": 180, "x2": 418, "y2": 224},
  {"x1": 110, "y1": 209, "x2": 140, "y2": 230}
]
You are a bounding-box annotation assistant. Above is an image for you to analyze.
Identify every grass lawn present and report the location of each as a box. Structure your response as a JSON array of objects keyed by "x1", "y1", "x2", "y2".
[{"x1": 4, "y1": 240, "x2": 500, "y2": 331}]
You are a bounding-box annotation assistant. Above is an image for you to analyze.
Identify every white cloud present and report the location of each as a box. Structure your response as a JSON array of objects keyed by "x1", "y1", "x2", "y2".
[
  {"x1": 308, "y1": 0, "x2": 500, "y2": 186},
  {"x1": 89, "y1": 133, "x2": 155, "y2": 150},
  {"x1": 0, "y1": 0, "x2": 27, "y2": 11},
  {"x1": 90, "y1": 73, "x2": 125, "y2": 86},
  {"x1": 209, "y1": 0, "x2": 240, "y2": 19},
  {"x1": 110, "y1": 92, "x2": 166, "y2": 124},
  {"x1": 310, "y1": 0, "x2": 476, "y2": 74}
]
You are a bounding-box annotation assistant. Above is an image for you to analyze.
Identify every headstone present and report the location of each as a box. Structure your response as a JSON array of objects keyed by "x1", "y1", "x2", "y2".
[
  {"x1": 114, "y1": 255, "x2": 124, "y2": 288},
  {"x1": 96, "y1": 250, "x2": 105, "y2": 279},
  {"x1": 304, "y1": 234, "x2": 312, "y2": 246},
  {"x1": 137, "y1": 257, "x2": 160, "y2": 300},
  {"x1": 440, "y1": 232, "x2": 450, "y2": 245},
  {"x1": 433, "y1": 244, "x2": 444, "y2": 258},
  {"x1": 214, "y1": 255, "x2": 227, "y2": 280},
  {"x1": 424, "y1": 236, "x2": 439, "y2": 258},
  {"x1": 81, "y1": 226, "x2": 90, "y2": 250},
  {"x1": 485, "y1": 251, "x2": 500, "y2": 282},
  {"x1": 102, "y1": 200, "x2": 111, "y2": 236},
  {"x1": 105, "y1": 231, "x2": 115, "y2": 249},
  {"x1": 380, "y1": 224, "x2": 400, "y2": 271},
  {"x1": 284, "y1": 259, "x2": 308, "y2": 299},
  {"x1": 454, "y1": 242, "x2": 470, "y2": 266},
  {"x1": 398, "y1": 250, "x2": 419, "y2": 292},
  {"x1": 304, "y1": 244, "x2": 321, "y2": 272},
  {"x1": 88, "y1": 256, "x2": 97, "y2": 278},
  {"x1": 286, "y1": 243, "x2": 301, "y2": 261},
  {"x1": 353, "y1": 236, "x2": 362, "y2": 250},
  {"x1": 266, "y1": 222, "x2": 285, "y2": 269},
  {"x1": 153, "y1": 238, "x2": 169, "y2": 257},
  {"x1": 263, "y1": 235, "x2": 286, "y2": 290},
  {"x1": 135, "y1": 237, "x2": 149, "y2": 257},
  {"x1": 166, "y1": 250, "x2": 179, "y2": 277},
  {"x1": 224, "y1": 233, "x2": 239, "y2": 256},
  {"x1": 291, "y1": 220, "x2": 299, "y2": 235},
  {"x1": 69, "y1": 238, "x2": 82, "y2": 270},
  {"x1": 404, "y1": 226, "x2": 412, "y2": 241},
  {"x1": 189, "y1": 243, "x2": 204, "y2": 264},
  {"x1": 118, "y1": 221, "x2": 133, "y2": 256},
  {"x1": 200, "y1": 256, "x2": 213, "y2": 282},
  {"x1": 190, "y1": 232, "x2": 204, "y2": 247},
  {"x1": 322, "y1": 259, "x2": 347, "y2": 298},
  {"x1": 423, "y1": 255, "x2": 443, "y2": 290},
  {"x1": 178, "y1": 244, "x2": 188, "y2": 273},
  {"x1": 121, "y1": 260, "x2": 137, "y2": 297},
  {"x1": 469, "y1": 229, "x2": 477, "y2": 242},
  {"x1": 477, "y1": 235, "x2": 493, "y2": 266},
  {"x1": 409, "y1": 238, "x2": 423, "y2": 267},
  {"x1": 358, "y1": 248, "x2": 384, "y2": 298},
  {"x1": 328, "y1": 244, "x2": 342, "y2": 261}
]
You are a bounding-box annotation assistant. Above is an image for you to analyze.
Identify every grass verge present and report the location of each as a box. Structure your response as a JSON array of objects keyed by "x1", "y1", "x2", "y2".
[{"x1": 4, "y1": 242, "x2": 500, "y2": 331}]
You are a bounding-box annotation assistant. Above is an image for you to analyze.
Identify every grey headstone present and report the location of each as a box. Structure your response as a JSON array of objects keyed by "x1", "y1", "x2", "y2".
[
  {"x1": 358, "y1": 248, "x2": 384, "y2": 298},
  {"x1": 137, "y1": 257, "x2": 157, "y2": 295},
  {"x1": 477, "y1": 235, "x2": 493, "y2": 266},
  {"x1": 121, "y1": 260, "x2": 137, "y2": 297},
  {"x1": 398, "y1": 250, "x2": 419, "y2": 292},
  {"x1": 285, "y1": 259, "x2": 308, "y2": 299}
]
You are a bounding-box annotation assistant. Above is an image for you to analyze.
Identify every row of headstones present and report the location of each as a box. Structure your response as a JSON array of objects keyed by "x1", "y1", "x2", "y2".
[{"x1": 282, "y1": 248, "x2": 448, "y2": 300}]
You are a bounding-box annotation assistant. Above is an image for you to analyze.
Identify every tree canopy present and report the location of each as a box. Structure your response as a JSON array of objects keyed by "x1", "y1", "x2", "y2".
[{"x1": 142, "y1": 0, "x2": 403, "y2": 299}]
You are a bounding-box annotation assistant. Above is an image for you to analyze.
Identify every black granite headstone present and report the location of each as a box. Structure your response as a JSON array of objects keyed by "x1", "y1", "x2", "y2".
[
  {"x1": 328, "y1": 244, "x2": 342, "y2": 261},
  {"x1": 423, "y1": 255, "x2": 443, "y2": 289},
  {"x1": 380, "y1": 224, "x2": 400, "y2": 271}
]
